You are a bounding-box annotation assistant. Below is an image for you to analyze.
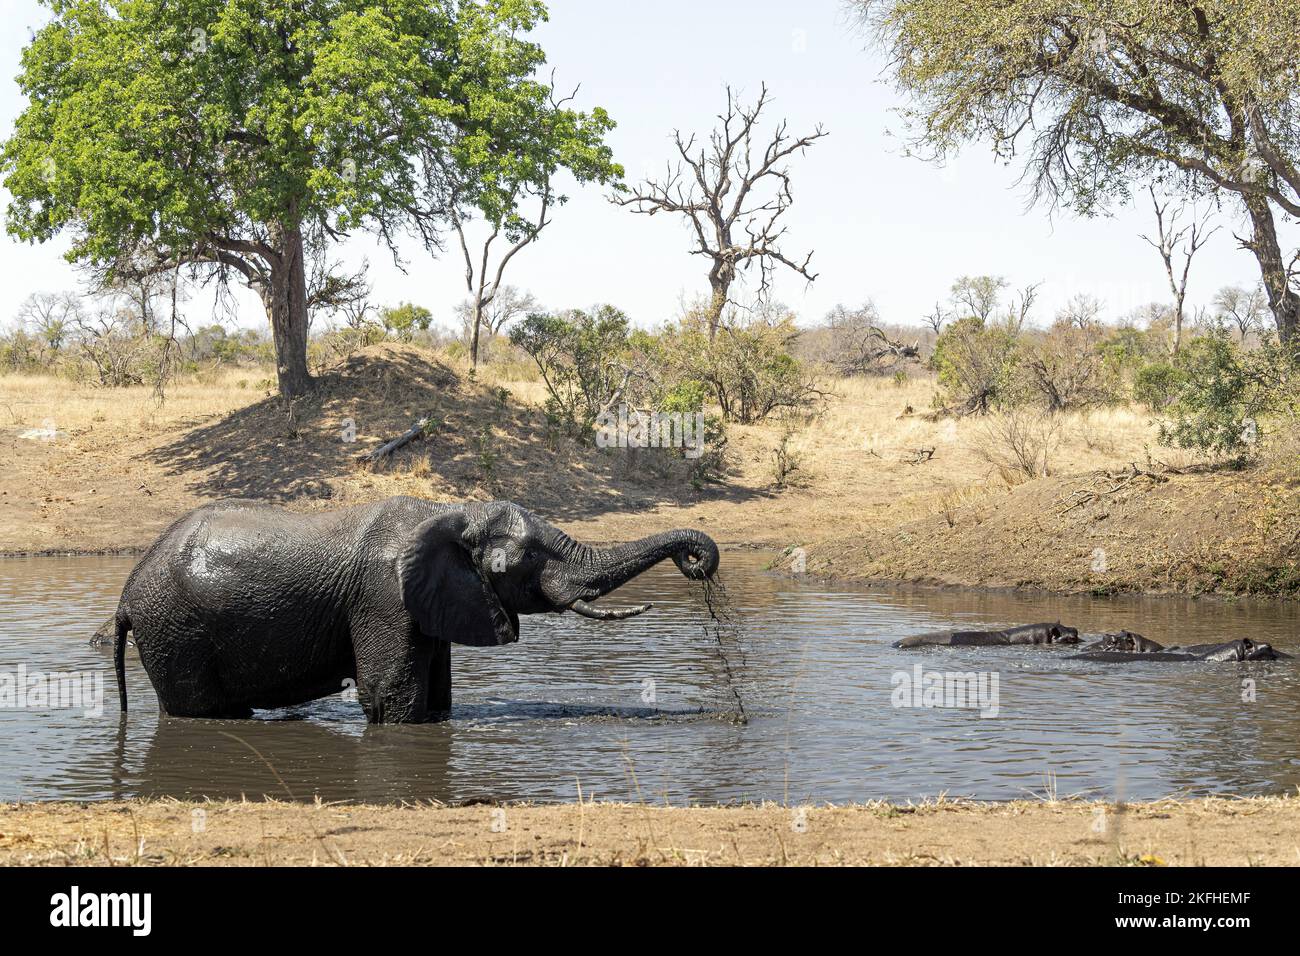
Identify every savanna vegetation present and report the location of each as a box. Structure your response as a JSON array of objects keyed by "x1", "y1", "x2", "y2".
[
  {"x1": 6, "y1": 0, "x2": 1300, "y2": 868},
  {"x1": 3, "y1": 0, "x2": 1300, "y2": 597}
]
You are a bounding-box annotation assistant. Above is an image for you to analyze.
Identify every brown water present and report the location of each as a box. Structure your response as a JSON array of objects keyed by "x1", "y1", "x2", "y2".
[{"x1": 1, "y1": 552, "x2": 1298, "y2": 804}]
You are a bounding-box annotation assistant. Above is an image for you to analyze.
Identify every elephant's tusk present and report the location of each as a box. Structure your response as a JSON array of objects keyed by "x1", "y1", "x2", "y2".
[{"x1": 569, "y1": 599, "x2": 652, "y2": 621}]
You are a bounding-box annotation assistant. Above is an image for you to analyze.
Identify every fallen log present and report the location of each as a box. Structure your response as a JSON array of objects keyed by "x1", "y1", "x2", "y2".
[{"x1": 357, "y1": 417, "x2": 433, "y2": 463}]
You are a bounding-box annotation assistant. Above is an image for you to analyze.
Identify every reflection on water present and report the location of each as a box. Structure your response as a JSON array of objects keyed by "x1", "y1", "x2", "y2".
[{"x1": 1, "y1": 552, "x2": 1298, "y2": 804}]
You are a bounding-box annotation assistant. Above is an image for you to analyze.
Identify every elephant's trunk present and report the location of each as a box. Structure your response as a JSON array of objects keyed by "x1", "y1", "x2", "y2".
[{"x1": 542, "y1": 528, "x2": 720, "y2": 617}]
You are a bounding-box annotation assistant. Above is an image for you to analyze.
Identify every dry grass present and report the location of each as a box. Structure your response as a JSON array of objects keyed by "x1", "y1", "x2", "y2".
[
  {"x1": 16, "y1": 350, "x2": 1284, "y2": 597},
  {"x1": 0, "y1": 353, "x2": 1166, "y2": 558},
  {"x1": 2, "y1": 796, "x2": 1297, "y2": 866},
  {"x1": 0, "y1": 367, "x2": 269, "y2": 435}
]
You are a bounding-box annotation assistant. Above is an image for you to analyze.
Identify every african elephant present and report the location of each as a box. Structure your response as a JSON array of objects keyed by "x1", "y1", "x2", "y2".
[{"x1": 109, "y1": 497, "x2": 719, "y2": 723}]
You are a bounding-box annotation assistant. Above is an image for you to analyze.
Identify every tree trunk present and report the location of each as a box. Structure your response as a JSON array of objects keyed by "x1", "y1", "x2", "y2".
[
  {"x1": 469, "y1": 298, "x2": 484, "y2": 370},
  {"x1": 1243, "y1": 195, "x2": 1300, "y2": 347},
  {"x1": 262, "y1": 223, "x2": 314, "y2": 398},
  {"x1": 706, "y1": 279, "x2": 728, "y2": 342},
  {"x1": 1172, "y1": 295, "x2": 1184, "y2": 356}
]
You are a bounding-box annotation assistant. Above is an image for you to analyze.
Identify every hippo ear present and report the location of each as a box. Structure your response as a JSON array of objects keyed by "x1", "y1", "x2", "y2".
[{"x1": 398, "y1": 512, "x2": 519, "y2": 647}]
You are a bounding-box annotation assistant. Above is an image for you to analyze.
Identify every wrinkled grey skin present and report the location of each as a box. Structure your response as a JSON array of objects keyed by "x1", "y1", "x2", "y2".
[
  {"x1": 1070, "y1": 638, "x2": 1290, "y2": 662},
  {"x1": 106, "y1": 497, "x2": 719, "y2": 723},
  {"x1": 1077, "y1": 631, "x2": 1165, "y2": 654},
  {"x1": 893, "y1": 623, "x2": 1080, "y2": 649}
]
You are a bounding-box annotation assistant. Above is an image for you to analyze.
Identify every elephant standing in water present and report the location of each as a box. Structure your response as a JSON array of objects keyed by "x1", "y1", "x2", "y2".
[{"x1": 108, "y1": 498, "x2": 719, "y2": 723}]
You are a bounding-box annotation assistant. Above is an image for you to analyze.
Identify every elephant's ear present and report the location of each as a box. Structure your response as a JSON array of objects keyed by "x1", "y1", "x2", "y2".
[{"x1": 398, "y1": 512, "x2": 519, "y2": 647}]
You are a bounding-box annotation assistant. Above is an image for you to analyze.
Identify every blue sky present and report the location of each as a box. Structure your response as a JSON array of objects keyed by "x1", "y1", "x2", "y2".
[{"x1": 2, "y1": 0, "x2": 1292, "y2": 333}]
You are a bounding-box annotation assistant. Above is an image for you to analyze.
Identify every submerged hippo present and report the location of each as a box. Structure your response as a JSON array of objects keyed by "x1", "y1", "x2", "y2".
[
  {"x1": 893, "y1": 622, "x2": 1080, "y2": 649},
  {"x1": 1077, "y1": 631, "x2": 1165, "y2": 654},
  {"x1": 1070, "y1": 638, "x2": 1290, "y2": 662}
]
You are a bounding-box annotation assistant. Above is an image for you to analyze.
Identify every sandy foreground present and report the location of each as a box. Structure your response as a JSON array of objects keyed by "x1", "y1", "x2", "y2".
[{"x1": 1, "y1": 797, "x2": 1297, "y2": 866}]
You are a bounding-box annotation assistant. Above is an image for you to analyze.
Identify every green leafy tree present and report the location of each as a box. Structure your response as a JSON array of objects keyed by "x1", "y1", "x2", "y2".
[
  {"x1": 1154, "y1": 331, "x2": 1295, "y2": 460},
  {"x1": 379, "y1": 302, "x2": 434, "y2": 342},
  {"x1": 857, "y1": 0, "x2": 1300, "y2": 344},
  {"x1": 2, "y1": 0, "x2": 618, "y2": 397},
  {"x1": 950, "y1": 275, "x2": 1007, "y2": 322},
  {"x1": 509, "y1": 305, "x2": 632, "y2": 435}
]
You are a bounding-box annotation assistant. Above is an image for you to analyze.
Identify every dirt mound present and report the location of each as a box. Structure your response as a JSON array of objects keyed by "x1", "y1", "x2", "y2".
[
  {"x1": 0, "y1": 345, "x2": 739, "y2": 553},
  {"x1": 148, "y1": 344, "x2": 733, "y2": 520}
]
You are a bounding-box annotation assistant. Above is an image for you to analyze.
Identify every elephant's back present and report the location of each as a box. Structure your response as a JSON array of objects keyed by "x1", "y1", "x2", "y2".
[{"x1": 124, "y1": 501, "x2": 356, "y2": 618}]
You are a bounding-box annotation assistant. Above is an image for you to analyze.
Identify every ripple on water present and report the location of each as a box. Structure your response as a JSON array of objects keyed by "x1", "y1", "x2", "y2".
[{"x1": 0, "y1": 552, "x2": 1297, "y2": 803}]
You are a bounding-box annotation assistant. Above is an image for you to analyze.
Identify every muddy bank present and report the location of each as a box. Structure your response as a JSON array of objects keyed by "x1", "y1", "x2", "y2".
[
  {"x1": 1, "y1": 798, "x2": 1296, "y2": 866},
  {"x1": 798, "y1": 467, "x2": 1300, "y2": 598}
]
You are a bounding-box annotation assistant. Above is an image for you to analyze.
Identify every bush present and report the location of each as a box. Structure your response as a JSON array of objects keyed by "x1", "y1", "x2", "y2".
[
  {"x1": 1148, "y1": 332, "x2": 1297, "y2": 461},
  {"x1": 646, "y1": 307, "x2": 823, "y2": 424},
  {"x1": 930, "y1": 317, "x2": 1020, "y2": 413},
  {"x1": 0, "y1": 327, "x2": 51, "y2": 373},
  {"x1": 1019, "y1": 319, "x2": 1123, "y2": 410},
  {"x1": 973, "y1": 407, "x2": 1062, "y2": 481},
  {"x1": 802, "y1": 302, "x2": 924, "y2": 376},
  {"x1": 1133, "y1": 361, "x2": 1183, "y2": 411},
  {"x1": 509, "y1": 305, "x2": 632, "y2": 437}
]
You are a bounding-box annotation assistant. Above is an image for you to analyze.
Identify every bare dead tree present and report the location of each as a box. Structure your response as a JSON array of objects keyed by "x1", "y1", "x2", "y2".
[
  {"x1": 1140, "y1": 188, "x2": 1219, "y2": 354},
  {"x1": 15, "y1": 291, "x2": 81, "y2": 352},
  {"x1": 337, "y1": 296, "x2": 379, "y2": 332},
  {"x1": 923, "y1": 301, "x2": 949, "y2": 336},
  {"x1": 1057, "y1": 293, "x2": 1105, "y2": 330},
  {"x1": 1005, "y1": 281, "x2": 1043, "y2": 333},
  {"x1": 455, "y1": 285, "x2": 539, "y2": 341},
  {"x1": 1214, "y1": 283, "x2": 1271, "y2": 344},
  {"x1": 95, "y1": 268, "x2": 183, "y2": 336},
  {"x1": 613, "y1": 84, "x2": 827, "y2": 339}
]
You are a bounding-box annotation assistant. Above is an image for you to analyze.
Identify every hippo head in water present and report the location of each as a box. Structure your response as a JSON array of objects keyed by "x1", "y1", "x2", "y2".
[
  {"x1": 1002, "y1": 622, "x2": 1080, "y2": 645},
  {"x1": 1087, "y1": 631, "x2": 1165, "y2": 653},
  {"x1": 1201, "y1": 638, "x2": 1288, "y2": 661}
]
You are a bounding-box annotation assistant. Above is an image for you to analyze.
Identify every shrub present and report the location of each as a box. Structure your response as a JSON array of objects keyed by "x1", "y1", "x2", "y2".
[
  {"x1": 648, "y1": 307, "x2": 823, "y2": 424},
  {"x1": 509, "y1": 305, "x2": 632, "y2": 437},
  {"x1": 1154, "y1": 332, "x2": 1295, "y2": 461},
  {"x1": 1133, "y1": 361, "x2": 1183, "y2": 411},
  {"x1": 973, "y1": 407, "x2": 1062, "y2": 481},
  {"x1": 930, "y1": 317, "x2": 1020, "y2": 413},
  {"x1": 803, "y1": 302, "x2": 923, "y2": 376},
  {"x1": 1019, "y1": 319, "x2": 1123, "y2": 410}
]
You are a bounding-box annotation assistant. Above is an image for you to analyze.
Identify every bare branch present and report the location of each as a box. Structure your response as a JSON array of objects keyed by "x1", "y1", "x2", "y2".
[{"x1": 611, "y1": 85, "x2": 827, "y2": 335}]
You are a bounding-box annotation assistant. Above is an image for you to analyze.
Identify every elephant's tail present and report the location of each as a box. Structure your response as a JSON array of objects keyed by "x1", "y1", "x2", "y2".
[{"x1": 114, "y1": 612, "x2": 129, "y2": 714}]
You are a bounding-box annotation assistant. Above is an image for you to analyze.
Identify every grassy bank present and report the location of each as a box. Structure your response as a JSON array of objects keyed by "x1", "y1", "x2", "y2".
[
  {"x1": 1, "y1": 797, "x2": 1297, "y2": 866},
  {"x1": 3, "y1": 343, "x2": 1295, "y2": 596}
]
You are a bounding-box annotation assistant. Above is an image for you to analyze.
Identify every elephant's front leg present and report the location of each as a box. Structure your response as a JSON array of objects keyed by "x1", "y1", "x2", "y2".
[{"x1": 352, "y1": 622, "x2": 438, "y2": 724}]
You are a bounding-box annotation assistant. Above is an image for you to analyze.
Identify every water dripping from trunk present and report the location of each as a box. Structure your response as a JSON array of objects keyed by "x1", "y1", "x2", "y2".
[{"x1": 697, "y1": 573, "x2": 749, "y2": 725}]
